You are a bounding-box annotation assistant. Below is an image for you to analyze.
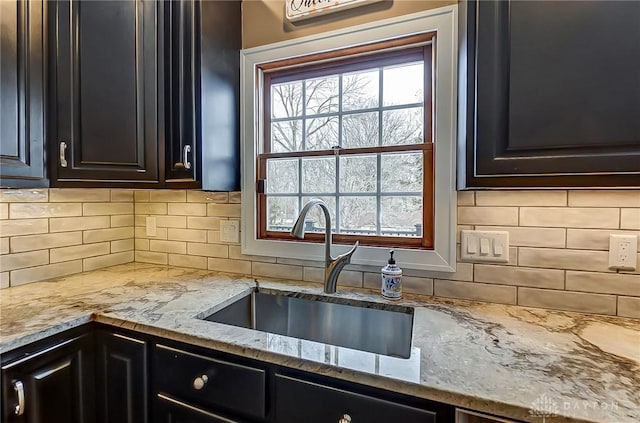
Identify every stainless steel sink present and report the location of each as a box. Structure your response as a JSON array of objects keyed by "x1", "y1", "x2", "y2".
[{"x1": 202, "y1": 290, "x2": 414, "y2": 358}]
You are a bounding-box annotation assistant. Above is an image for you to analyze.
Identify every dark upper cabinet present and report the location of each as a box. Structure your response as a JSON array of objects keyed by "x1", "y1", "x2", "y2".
[
  {"x1": 48, "y1": 0, "x2": 159, "y2": 186},
  {"x1": 0, "y1": 0, "x2": 47, "y2": 187},
  {"x1": 459, "y1": 0, "x2": 640, "y2": 188}
]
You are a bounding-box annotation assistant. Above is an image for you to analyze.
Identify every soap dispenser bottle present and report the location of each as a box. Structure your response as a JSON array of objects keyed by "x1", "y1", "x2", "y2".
[{"x1": 381, "y1": 250, "x2": 402, "y2": 300}]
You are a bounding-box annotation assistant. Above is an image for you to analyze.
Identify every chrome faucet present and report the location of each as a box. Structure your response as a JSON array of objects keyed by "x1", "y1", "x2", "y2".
[{"x1": 291, "y1": 199, "x2": 359, "y2": 294}]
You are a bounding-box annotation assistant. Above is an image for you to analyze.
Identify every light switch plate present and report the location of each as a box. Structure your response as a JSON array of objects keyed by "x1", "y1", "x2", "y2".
[
  {"x1": 146, "y1": 216, "x2": 157, "y2": 237},
  {"x1": 461, "y1": 230, "x2": 509, "y2": 263},
  {"x1": 220, "y1": 220, "x2": 240, "y2": 243}
]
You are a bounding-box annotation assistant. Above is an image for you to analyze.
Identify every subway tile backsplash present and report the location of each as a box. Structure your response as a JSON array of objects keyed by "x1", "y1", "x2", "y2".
[{"x1": 1, "y1": 188, "x2": 639, "y2": 318}]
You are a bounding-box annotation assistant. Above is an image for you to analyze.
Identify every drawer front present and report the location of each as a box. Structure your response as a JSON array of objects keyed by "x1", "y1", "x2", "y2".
[
  {"x1": 154, "y1": 344, "x2": 266, "y2": 419},
  {"x1": 275, "y1": 374, "x2": 437, "y2": 423},
  {"x1": 156, "y1": 393, "x2": 241, "y2": 423}
]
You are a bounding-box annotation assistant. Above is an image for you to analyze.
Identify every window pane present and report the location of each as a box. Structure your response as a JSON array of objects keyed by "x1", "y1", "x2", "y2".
[
  {"x1": 342, "y1": 112, "x2": 379, "y2": 148},
  {"x1": 272, "y1": 120, "x2": 302, "y2": 152},
  {"x1": 267, "y1": 197, "x2": 299, "y2": 231},
  {"x1": 301, "y1": 196, "x2": 336, "y2": 230},
  {"x1": 339, "y1": 196, "x2": 376, "y2": 234},
  {"x1": 266, "y1": 159, "x2": 299, "y2": 193},
  {"x1": 340, "y1": 155, "x2": 377, "y2": 193},
  {"x1": 306, "y1": 116, "x2": 339, "y2": 150},
  {"x1": 381, "y1": 152, "x2": 423, "y2": 193},
  {"x1": 383, "y1": 62, "x2": 423, "y2": 107},
  {"x1": 272, "y1": 82, "x2": 302, "y2": 118},
  {"x1": 380, "y1": 196, "x2": 422, "y2": 237},
  {"x1": 305, "y1": 76, "x2": 339, "y2": 115},
  {"x1": 302, "y1": 157, "x2": 336, "y2": 194},
  {"x1": 343, "y1": 69, "x2": 379, "y2": 111},
  {"x1": 382, "y1": 107, "x2": 423, "y2": 145}
]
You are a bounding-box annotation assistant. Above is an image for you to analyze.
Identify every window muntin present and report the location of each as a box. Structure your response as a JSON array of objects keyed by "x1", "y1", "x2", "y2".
[{"x1": 257, "y1": 38, "x2": 434, "y2": 249}]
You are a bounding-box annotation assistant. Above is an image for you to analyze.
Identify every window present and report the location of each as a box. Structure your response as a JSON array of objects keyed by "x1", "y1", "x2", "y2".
[
  {"x1": 257, "y1": 36, "x2": 434, "y2": 249},
  {"x1": 241, "y1": 6, "x2": 458, "y2": 271}
]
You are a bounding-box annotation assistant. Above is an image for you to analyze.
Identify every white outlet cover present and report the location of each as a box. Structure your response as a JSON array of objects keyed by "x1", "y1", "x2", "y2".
[
  {"x1": 609, "y1": 234, "x2": 638, "y2": 271},
  {"x1": 146, "y1": 216, "x2": 157, "y2": 237},
  {"x1": 220, "y1": 220, "x2": 240, "y2": 243}
]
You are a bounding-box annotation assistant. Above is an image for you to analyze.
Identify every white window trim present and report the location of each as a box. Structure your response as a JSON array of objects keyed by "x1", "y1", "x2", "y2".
[{"x1": 240, "y1": 5, "x2": 458, "y2": 272}]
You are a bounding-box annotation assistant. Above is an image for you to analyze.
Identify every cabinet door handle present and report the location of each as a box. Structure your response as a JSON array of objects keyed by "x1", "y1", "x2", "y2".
[
  {"x1": 338, "y1": 414, "x2": 351, "y2": 423},
  {"x1": 192, "y1": 374, "x2": 208, "y2": 390},
  {"x1": 13, "y1": 380, "x2": 25, "y2": 416},
  {"x1": 183, "y1": 145, "x2": 192, "y2": 170},
  {"x1": 59, "y1": 142, "x2": 68, "y2": 167}
]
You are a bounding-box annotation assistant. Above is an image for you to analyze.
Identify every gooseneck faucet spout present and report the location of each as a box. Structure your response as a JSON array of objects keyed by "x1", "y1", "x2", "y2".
[{"x1": 291, "y1": 199, "x2": 359, "y2": 294}]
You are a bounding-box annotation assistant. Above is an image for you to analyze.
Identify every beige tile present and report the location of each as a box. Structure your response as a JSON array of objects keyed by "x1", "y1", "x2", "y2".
[
  {"x1": 187, "y1": 191, "x2": 228, "y2": 203},
  {"x1": 456, "y1": 191, "x2": 475, "y2": 206},
  {"x1": 167, "y1": 203, "x2": 206, "y2": 216},
  {"x1": 110, "y1": 189, "x2": 134, "y2": 202},
  {"x1": 187, "y1": 216, "x2": 222, "y2": 230},
  {"x1": 0, "y1": 272, "x2": 8, "y2": 288},
  {"x1": 11, "y1": 232, "x2": 83, "y2": 253},
  {"x1": 135, "y1": 203, "x2": 168, "y2": 215},
  {"x1": 621, "y1": 208, "x2": 640, "y2": 230},
  {"x1": 207, "y1": 204, "x2": 241, "y2": 218},
  {"x1": 568, "y1": 190, "x2": 640, "y2": 207},
  {"x1": 565, "y1": 271, "x2": 640, "y2": 296},
  {"x1": 83, "y1": 202, "x2": 134, "y2": 216},
  {"x1": 0, "y1": 203, "x2": 8, "y2": 220},
  {"x1": 10, "y1": 203, "x2": 81, "y2": 219},
  {"x1": 0, "y1": 250, "x2": 49, "y2": 271},
  {"x1": 49, "y1": 188, "x2": 110, "y2": 202},
  {"x1": 434, "y1": 280, "x2": 516, "y2": 305},
  {"x1": 149, "y1": 190, "x2": 187, "y2": 203},
  {"x1": 206, "y1": 231, "x2": 240, "y2": 245},
  {"x1": 617, "y1": 296, "x2": 640, "y2": 319},
  {"x1": 83, "y1": 227, "x2": 134, "y2": 243},
  {"x1": 207, "y1": 257, "x2": 251, "y2": 274},
  {"x1": 229, "y1": 192, "x2": 242, "y2": 204},
  {"x1": 168, "y1": 254, "x2": 207, "y2": 270},
  {"x1": 135, "y1": 238, "x2": 150, "y2": 251},
  {"x1": 458, "y1": 207, "x2": 518, "y2": 226},
  {"x1": 0, "y1": 219, "x2": 48, "y2": 237},
  {"x1": 156, "y1": 216, "x2": 187, "y2": 228},
  {"x1": 50, "y1": 216, "x2": 109, "y2": 232},
  {"x1": 0, "y1": 189, "x2": 48, "y2": 202},
  {"x1": 10, "y1": 260, "x2": 82, "y2": 286},
  {"x1": 566, "y1": 229, "x2": 640, "y2": 250},
  {"x1": 520, "y1": 207, "x2": 619, "y2": 229},
  {"x1": 149, "y1": 240, "x2": 187, "y2": 254},
  {"x1": 277, "y1": 257, "x2": 324, "y2": 268},
  {"x1": 134, "y1": 215, "x2": 146, "y2": 227},
  {"x1": 304, "y1": 267, "x2": 362, "y2": 287},
  {"x1": 111, "y1": 215, "x2": 134, "y2": 228},
  {"x1": 111, "y1": 239, "x2": 134, "y2": 253},
  {"x1": 135, "y1": 251, "x2": 168, "y2": 265},
  {"x1": 167, "y1": 228, "x2": 207, "y2": 243},
  {"x1": 187, "y1": 242, "x2": 228, "y2": 258},
  {"x1": 50, "y1": 242, "x2": 110, "y2": 263},
  {"x1": 0, "y1": 238, "x2": 8, "y2": 255},
  {"x1": 134, "y1": 226, "x2": 168, "y2": 240},
  {"x1": 83, "y1": 251, "x2": 133, "y2": 271},
  {"x1": 518, "y1": 247, "x2": 612, "y2": 272},
  {"x1": 403, "y1": 262, "x2": 474, "y2": 282},
  {"x1": 134, "y1": 190, "x2": 149, "y2": 202},
  {"x1": 251, "y1": 262, "x2": 303, "y2": 280},
  {"x1": 363, "y1": 273, "x2": 434, "y2": 295},
  {"x1": 476, "y1": 190, "x2": 567, "y2": 206},
  {"x1": 474, "y1": 264, "x2": 564, "y2": 289},
  {"x1": 518, "y1": 288, "x2": 616, "y2": 315},
  {"x1": 476, "y1": 226, "x2": 566, "y2": 248},
  {"x1": 228, "y1": 245, "x2": 277, "y2": 263}
]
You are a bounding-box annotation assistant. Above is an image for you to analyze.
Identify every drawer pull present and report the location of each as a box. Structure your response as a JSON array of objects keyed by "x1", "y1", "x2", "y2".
[
  {"x1": 13, "y1": 380, "x2": 25, "y2": 416},
  {"x1": 193, "y1": 374, "x2": 209, "y2": 390},
  {"x1": 338, "y1": 414, "x2": 351, "y2": 423}
]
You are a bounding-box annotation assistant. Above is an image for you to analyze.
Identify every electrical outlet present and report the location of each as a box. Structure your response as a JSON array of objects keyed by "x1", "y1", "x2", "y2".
[
  {"x1": 146, "y1": 216, "x2": 157, "y2": 237},
  {"x1": 609, "y1": 234, "x2": 638, "y2": 271},
  {"x1": 220, "y1": 220, "x2": 240, "y2": 243}
]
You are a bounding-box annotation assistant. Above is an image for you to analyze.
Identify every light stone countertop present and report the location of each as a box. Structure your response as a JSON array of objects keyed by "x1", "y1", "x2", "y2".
[{"x1": 0, "y1": 263, "x2": 638, "y2": 423}]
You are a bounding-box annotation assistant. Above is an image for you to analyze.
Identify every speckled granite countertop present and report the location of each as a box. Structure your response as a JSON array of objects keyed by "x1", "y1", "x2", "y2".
[{"x1": 1, "y1": 263, "x2": 638, "y2": 423}]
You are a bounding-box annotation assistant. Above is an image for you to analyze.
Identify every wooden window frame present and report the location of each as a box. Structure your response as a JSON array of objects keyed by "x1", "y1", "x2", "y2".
[{"x1": 256, "y1": 34, "x2": 435, "y2": 249}]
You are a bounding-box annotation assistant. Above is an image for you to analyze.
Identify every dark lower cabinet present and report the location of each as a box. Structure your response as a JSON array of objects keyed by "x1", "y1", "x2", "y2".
[
  {"x1": 156, "y1": 393, "x2": 241, "y2": 423},
  {"x1": 1, "y1": 331, "x2": 95, "y2": 423},
  {"x1": 95, "y1": 330, "x2": 148, "y2": 423}
]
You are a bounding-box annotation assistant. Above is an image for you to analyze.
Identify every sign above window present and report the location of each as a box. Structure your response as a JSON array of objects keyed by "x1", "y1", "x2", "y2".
[{"x1": 286, "y1": 0, "x2": 386, "y2": 22}]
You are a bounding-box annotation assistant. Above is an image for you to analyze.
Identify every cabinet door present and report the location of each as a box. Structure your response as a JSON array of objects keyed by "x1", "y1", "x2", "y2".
[
  {"x1": 460, "y1": 0, "x2": 640, "y2": 187},
  {"x1": 0, "y1": 0, "x2": 47, "y2": 187},
  {"x1": 1, "y1": 333, "x2": 95, "y2": 423},
  {"x1": 49, "y1": 0, "x2": 159, "y2": 185},
  {"x1": 95, "y1": 330, "x2": 148, "y2": 423},
  {"x1": 155, "y1": 394, "x2": 241, "y2": 423}
]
